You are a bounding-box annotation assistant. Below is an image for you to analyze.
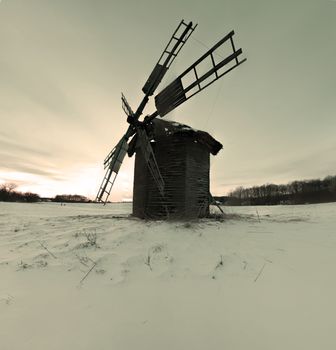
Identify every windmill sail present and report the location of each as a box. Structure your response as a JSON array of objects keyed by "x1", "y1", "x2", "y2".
[
  {"x1": 96, "y1": 136, "x2": 128, "y2": 204},
  {"x1": 154, "y1": 30, "x2": 246, "y2": 117},
  {"x1": 121, "y1": 93, "x2": 165, "y2": 196},
  {"x1": 121, "y1": 93, "x2": 134, "y2": 117},
  {"x1": 136, "y1": 127, "x2": 165, "y2": 197},
  {"x1": 142, "y1": 20, "x2": 197, "y2": 97}
]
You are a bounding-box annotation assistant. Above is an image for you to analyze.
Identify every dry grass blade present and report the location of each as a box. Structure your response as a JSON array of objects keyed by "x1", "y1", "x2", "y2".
[
  {"x1": 254, "y1": 263, "x2": 266, "y2": 282},
  {"x1": 39, "y1": 241, "x2": 57, "y2": 259},
  {"x1": 80, "y1": 261, "x2": 97, "y2": 284}
]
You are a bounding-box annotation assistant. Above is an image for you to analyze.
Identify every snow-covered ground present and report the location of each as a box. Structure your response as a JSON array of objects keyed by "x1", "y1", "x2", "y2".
[{"x1": 1, "y1": 202, "x2": 335, "y2": 350}]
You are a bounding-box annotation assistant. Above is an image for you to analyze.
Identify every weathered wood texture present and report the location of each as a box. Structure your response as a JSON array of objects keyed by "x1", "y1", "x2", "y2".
[{"x1": 133, "y1": 120, "x2": 215, "y2": 219}]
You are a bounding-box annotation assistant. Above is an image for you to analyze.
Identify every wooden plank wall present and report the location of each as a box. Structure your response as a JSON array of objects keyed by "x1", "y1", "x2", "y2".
[{"x1": 133, "y1": 133, "x2": 210, "y2": 219}]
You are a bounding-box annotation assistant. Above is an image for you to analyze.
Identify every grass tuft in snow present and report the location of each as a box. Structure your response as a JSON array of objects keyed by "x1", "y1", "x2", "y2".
[
  {"x1": 215, "y1": 255, "x2": 224, "y2": 269},
  {"x1": 74, "y1": 229, "x2": 100, "y2": 249}
]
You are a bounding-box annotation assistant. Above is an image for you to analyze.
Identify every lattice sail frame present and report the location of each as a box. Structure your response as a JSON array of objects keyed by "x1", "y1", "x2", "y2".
[
  {"x1": 142, "y1": 20, "x2": 197, "y2": 96},
  {"x1": 96, "y1": 136, "x2": 128, "y2": 203},
  {"x1": 154, "y1": 30, "x2": 246, "y2": 117}
]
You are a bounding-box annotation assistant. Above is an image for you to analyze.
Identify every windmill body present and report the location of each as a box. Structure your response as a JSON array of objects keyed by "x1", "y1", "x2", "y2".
[
  {"x1": 130, "y1": 119, "x2": 222, "y2": 219},
  {"x1": 96, "y1": 20, "x2": 246, "y2": 219}
]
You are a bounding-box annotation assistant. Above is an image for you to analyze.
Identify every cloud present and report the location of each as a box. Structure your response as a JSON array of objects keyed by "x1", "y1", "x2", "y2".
[
  {"x1": 0, "y1": 135, "x2": 50, "y2": 157},
  {"x1": 0, "y1": 159, "x2": 65, "y2": 180}
]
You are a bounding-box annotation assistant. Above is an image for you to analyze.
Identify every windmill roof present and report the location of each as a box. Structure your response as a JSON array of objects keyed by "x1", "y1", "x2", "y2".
[{"x1": 128, "y1": 119, "x2": 223, "y2": 157}]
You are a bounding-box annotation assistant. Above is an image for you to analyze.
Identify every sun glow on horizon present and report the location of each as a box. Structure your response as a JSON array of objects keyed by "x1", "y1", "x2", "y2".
[{"x1": 0, "y1": 159, "x2": 135, "y2": 201}]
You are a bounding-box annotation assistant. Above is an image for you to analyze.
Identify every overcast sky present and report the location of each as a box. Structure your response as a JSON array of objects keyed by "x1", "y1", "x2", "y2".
[{"x1": 0, "y1": 0, "x2": 335, "y2": 200}]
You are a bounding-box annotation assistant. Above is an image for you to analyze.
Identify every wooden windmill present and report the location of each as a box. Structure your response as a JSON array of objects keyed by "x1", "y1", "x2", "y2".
[{"x1": 96, "y1": 20, "x2": 246, "y2": 219}]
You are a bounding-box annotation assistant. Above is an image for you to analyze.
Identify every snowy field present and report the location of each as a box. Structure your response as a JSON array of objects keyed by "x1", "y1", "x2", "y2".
[{"x1": 1, "y1": 201, "x2": 336, "y2": 350}]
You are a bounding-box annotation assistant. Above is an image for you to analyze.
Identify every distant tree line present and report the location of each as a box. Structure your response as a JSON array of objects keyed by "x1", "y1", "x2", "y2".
[
  {"x1": 0, "y1": 183, "x2": 40, "y2": 203},
  {"x1": 52, "y1": 194, "x2": 91, "y2": 203},
  {"x1": 0, "y1": 183, "x2": 91, "y2": 203},
  {"x1": 215, "y1": 175, "x2": 336, "y2": 206}
]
